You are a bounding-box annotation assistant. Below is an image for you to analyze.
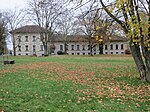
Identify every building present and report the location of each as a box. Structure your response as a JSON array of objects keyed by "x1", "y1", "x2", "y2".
[
  {"x1": 52, "y1": 34, "x2": 129, "y2": 55},
  {"x1": 12, "y1": 25, "x2": 129, "y2": 56},
  {"x1": 12, "y1": 25, "x2": 47, "y2": 56},
  {"x1": 103, "y1": 35, "x2": 129, "y2": 54}
]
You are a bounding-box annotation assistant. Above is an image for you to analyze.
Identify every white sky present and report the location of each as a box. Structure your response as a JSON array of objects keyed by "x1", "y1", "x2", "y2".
[
  {"x1": 0, "y1": 0, "x2": 27, "y2": 50},
  {"x1": 0, "y1": 0, "x2": 27, "y2": 10}
]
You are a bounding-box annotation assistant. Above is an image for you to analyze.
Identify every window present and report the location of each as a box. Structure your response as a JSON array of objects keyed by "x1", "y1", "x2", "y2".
[
  {"x1": 18, "y1": 45, "x2": 21, "y2": 51},
  {"x1": 105, "y1": 45, "x2": 108, "y2": 50},
  {"x1": 111, "y1": 52, "x2": 113, "y2": 54},
  {"x1": 88, "y1": 53, "x2": 91, "y2": 55},
  {"x1": 40, "y1": 36, "x2": 43, "y2": 41},
  {"x1": 33, "y1": 36, "x2": 36, "y2": 41},
  {"x1": 105, "y1": 52, "x2": 108, "y2": 54},
  {"x1": 40, "y1": 45, "x2": 44, "y2": 51},
  {"x1": 83, "y1": 53, "x2": 85, "y2": 55},
  {"x1": 121, "y1": 52, "x2": 124, "y2": 54},
  {"x1": 25, "y1": 45, "x2": 28, "y2": 51},
  {"x1": 94, "y1": 53, "x2": 96, "y2": 55},
  {"x1": 77, "y1": 45, "x2": 80, "y2": 50},
  {"x1": 25, "y1": 36, "x2": 28, "y2": 41},
  {"x1": 88, "y1": 45, "x2": 90, "y2": 50},
  {"x1": 18, "y1": 36, "x2": 21, "y2": 42},
  {"x1": 110, "y1": 44, "x2": 113, "y2": 50},
  {"x1": 116, "y1": 52, "x2": 119, "y2": 54},
  {"x1": 60, "y1": 45, "x2": 63, "y2": 51},
  {"x1": 26, "y1": 53, "x2": 28, "y2": 55},
  {"x1": 82, "y1": 45, "x2": 85, "y2": 50},
  {"x1": 93, "y1": 46, "x2": 96, "y2": 51},
  {"x1": 116, "y1": 44, "x2": 119, "y2": 50},
  {"x1": 18, "y1": 54, "x2": 21, "y2": 55},
  {"x1": 71, "y1": 45, "x2": 74, "y2": 50},
  {"x1": 33, "y1": 45, "x2": 36, "y2": 52},
  {"x1": 65, "y1": 44, "x2": 68, "y2": 50},
  {"x1": 121, "y1": 44, "x2": 124, "y2": 50},
  {"x1": 72, "y1": 53, "x2": 74, "y2": 55},
  {"x1": 77, "y1": 53, "x2": 80, "y2": 55}
]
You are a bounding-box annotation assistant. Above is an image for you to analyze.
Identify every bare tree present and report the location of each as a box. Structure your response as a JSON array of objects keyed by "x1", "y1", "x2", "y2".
[
  {"x1": 3, "y1": 8, "x2": 26, "y2": 56},
  {"x1": 76, "y1": 6, "x2": 113, "y2": 55},
  {"x1": 73, "y1": 0, "x2": 150, "y2": 81},
  {"x1": 27, "y1": 0, "x2": 67, "y2": 56},
  {"x1": 0, "y1": 12, "x2": 8, "y2": 55},
  {"x1": 77, "y1": 12, "x2": 97, "y2": 56},
  {"x1": 56, "y1": 9, "x2": 75, "y2": 54}
]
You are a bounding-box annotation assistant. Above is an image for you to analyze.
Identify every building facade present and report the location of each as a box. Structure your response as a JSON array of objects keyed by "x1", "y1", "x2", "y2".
[
  {"x1": 53, "y1": 35, "x2": 129, "y2": 55},
  {"x1": 13, "y1": 25, "x2": 129, "y2": 56},
  {"x1": 12, "y1": 25, "x2": 46, "y2": 56},
  {"x1": 54, "y1": 41, "x2": 128, "y2": 55}
]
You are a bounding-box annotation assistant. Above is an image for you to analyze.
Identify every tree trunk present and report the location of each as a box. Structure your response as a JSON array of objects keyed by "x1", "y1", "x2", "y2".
[
  {"x1": 44, "y1": 44, "x2": 48, "y2": 56},
  {"x1": 89, "y1": 42, "x2": 93, "y2": 56},
  {"x1": 64, "y1": 43, "x2": 67, "y2": 54},
  {"x1": 145, "y1": 51, "x2": 150, "y2": 81},
  {"x1": 141, "y1": 41, "x2": 150, "y2": 81},
  {"x1": 145, "y1": 9, "x2": 150, "y2": 81},
  {"x1": 12, "y1": 34, "x2": 16, "y2": 56},
  {"x1": 90, "y1": 47, "x2": 93, "y2": 56},
  {"x1": 129, "y1": 42, "x2": 146, "y2": 80},
  {"x1": 99, "y1": 43, "x2": 103, "y2": 54},
  {"x1": 41, "y1": 33, "x2": 49, "y2": 56},
  {"x1": 13, "y1": 44, "x2": 16, "y2": 56}
]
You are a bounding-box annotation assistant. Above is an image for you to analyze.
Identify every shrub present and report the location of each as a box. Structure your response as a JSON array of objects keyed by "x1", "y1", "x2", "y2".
[
  {"x1": 125, "y1": 49, "x2": 131, "y2": 54},
  {"x1": 57, "y1": 51, "x2": 65, "y2": 55}
]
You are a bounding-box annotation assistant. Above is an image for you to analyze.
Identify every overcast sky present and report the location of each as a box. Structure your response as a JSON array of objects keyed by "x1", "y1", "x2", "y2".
[
  {"x1": 0, "y1": 0, "x2": 27, "y2": 10},
  {"x1": 0, "y1": 0, "x2": 28, "y2": 50}
]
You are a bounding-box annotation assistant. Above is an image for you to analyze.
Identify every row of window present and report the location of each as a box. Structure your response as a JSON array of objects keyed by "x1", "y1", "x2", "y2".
[
  {"x1": 18, "y1": 53, "x2": 45, "y2": 56},
  {"x1": 18, "y1": 45, "x2": 44, "y2": 51},
  {"x1": 105, "y1": 44, "x2": 124, "y2": 50},
  {"x1": 69, "y1": 52, "x2": 124, "y2": 55},
  {"x1": 60, "y1": 45, "x2": 97, "y2": 51},
  {"x1": 17, "y1": 52, "x2": 124, "y2": 56},
  {"x1": 18, "y1": 36, "x2": 37, "y2": 42},
  {"x1": 105, "y1": 52, "x2": 124, "y2": 54},
  {"x1": 60, "y1": 44, "x2": 124, "y2": 51},
  {"x1": 71, "y1": 53, "x2": 96, "y2": 55}
]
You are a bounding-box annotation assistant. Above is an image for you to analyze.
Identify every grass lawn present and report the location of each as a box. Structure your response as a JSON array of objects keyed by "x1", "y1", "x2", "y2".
[{"x1": 0, "y1": 55, "x2": 149, "y2": 112}]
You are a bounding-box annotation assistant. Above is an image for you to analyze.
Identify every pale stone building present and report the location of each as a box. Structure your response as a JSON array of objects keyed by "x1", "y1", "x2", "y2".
[
  {"x1": 12, "y1": 25, "x2": 129, "y2": 56},
  {"x1": 103, "y1": 36, "x2": 129, "y2": 55},
  {"x1": 52, "y1": 35, "x2": 129, "y2": 55},
  {"x1": 12, "y1": 25, "x2": 46, "y2": 56}
]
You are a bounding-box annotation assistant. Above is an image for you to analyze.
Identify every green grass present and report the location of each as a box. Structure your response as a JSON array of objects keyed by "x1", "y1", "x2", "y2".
[{"x1": 0, "y1": 55, "x2": 150, "y2": 112}]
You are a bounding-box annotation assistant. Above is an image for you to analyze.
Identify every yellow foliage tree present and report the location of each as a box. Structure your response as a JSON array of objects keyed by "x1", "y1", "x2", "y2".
[
  {"x1": 99, "y1": 0, "x2": 150, "y2": 81},
  {"x1": 76, "y1": 0, "x2": 150, "y2": 81}
]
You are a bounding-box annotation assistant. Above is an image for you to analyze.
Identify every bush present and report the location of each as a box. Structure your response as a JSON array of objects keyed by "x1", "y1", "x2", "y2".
[
  {"x1": 57, "y1": 51, "x2": 65, "y2": 55},
  {"x1": 125, "y1": 49, "x2": 131, "y2": 54},
  {"x1": 32, "y1": 54, "x2": 37, "y2": 57}
]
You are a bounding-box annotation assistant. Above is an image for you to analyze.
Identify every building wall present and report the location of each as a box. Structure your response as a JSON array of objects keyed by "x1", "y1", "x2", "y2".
[
  {"x1": 103, "y1": 42, "x2": 129, "y2": 54},
  {"x1": 54, "y1": 42, "x2": 99, "y2": 55},
  {"x1": 54, "y1": 41, "x2": 128, "y2": 55},
  {"x1": 14, "y1": 33, "x2": 44, "y2": 56},
  {"x1": 14, "y1": 33, "x2": 129, "y2": 56}
]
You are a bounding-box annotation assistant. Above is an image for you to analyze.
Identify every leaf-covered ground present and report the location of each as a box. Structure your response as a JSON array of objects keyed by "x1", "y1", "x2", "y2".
[{"x1": 0, "y1": 55, "x2": 150, "y2": 112}]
